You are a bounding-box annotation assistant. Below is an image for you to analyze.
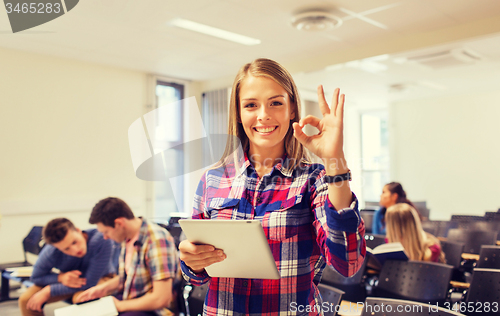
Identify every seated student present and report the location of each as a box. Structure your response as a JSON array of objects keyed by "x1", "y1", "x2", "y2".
[
  {"x1": 18, "y1": 218, "x2": 115, "y2": 316},
  {"x1": 372, "y1": 182, "x2": 417, "y2": 235},
  {"x1": 385, "y1": 203, "x2": 445, "y2": 263},
  {"x1": 76, "y1": 197, "x2": 178, "y2": 316}
]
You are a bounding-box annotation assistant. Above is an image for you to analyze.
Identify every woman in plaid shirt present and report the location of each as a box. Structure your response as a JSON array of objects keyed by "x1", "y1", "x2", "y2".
[{"x1": 179, "y1": 58, "x2": 366, "y2": 315}]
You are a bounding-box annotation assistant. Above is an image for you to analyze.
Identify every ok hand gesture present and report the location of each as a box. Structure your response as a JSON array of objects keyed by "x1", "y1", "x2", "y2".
[{"x1": 292, "y1": 86, "x2": 347, "y2": 170}]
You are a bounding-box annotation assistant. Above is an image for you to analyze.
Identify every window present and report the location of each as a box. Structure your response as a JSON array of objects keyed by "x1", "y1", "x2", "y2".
[
  {"x1": 360, "y1": 111, "x2": 390, "y2": 205},
  {"x1": 153, "y1": 80, "x2": 184, "y2": 221}
]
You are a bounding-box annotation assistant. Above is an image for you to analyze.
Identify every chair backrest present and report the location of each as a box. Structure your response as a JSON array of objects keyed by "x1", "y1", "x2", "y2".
[
  {"x1": 436, "y1": 221, "x2": 458, "y2": 238},
  {"x1": 412, "y1": 201, "x2": 430, "y2": 219},
  {"x1": 187, "y1": 282, "x2": 209, "y2": 316},
  {"x1": 447, "y1": 229, "x2": 498, "y2": 254},
  {"x1": 317, "y1": 283, "x2": 344, "y2": 316},
  {"x1": 421, "y1": 221, "x2": 440, "y2": 236},
  {"x1": 22, "y1": 226, "x2": 45, "y2": 261},
  {"x1": 440, "y1": 240, "x2": 465, "y2": 268},
  {"x1": 376, "y1": 260, "x2": 453, "y2": 304},
  {"x1": 364, "y1": 201, "x2": 379, "y2": 210},
  {"x1": 484, "y1": 212, "x2": 500, "y2": 221},
  {"x1": 361, "y1": 297, "x2": 466, "y2": 316},
  {"x1": 477, "y1": 245, "x2": 500, "y2": 269},
  {"x1": 365, "y1": 234, "x2": 386, "y2": 249},
  {"x1": 466, "y1": 268, "x2": 500, "y2": 316},
  {"x1": 451, "y1": 215, "x2": 485, "y2": 222},
  {"x1": 320, "y1": 258, "x2": 367, "y2": 302}
]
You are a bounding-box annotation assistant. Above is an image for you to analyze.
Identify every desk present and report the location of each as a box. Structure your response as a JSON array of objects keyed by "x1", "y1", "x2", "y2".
[
  {"x1": 461, "y1": 253, "x2": 480, "y2": 261},
  {"x1": 450, "y1": 280, "x2": 470, "y2": 289},
  {"x1": 0, "y1": 262, "x2": 32, "y2": 302}
]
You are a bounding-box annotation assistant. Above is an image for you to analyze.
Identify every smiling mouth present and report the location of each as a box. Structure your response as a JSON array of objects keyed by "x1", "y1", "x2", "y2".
[{"x1": 253, "y1": 126, "x2": 278, "y2": 133}]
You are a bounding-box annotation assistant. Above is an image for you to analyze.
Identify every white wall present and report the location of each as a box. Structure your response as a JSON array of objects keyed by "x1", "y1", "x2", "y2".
[
  {"x1": 0, "y1": 48, "x2": 149, "y2": 263},
  {"x1": 390, "y1": 90, "x2": 500, "y2": 220}
]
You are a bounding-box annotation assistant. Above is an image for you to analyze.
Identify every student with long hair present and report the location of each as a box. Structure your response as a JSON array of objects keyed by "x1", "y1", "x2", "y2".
[
  {"x1": 178, "y1": 58, "x2": 366, "y2": 315},
  {"x1": 385, "y1": 203, "x2": 445, "y2": 263},
  {"x1": 372, "y1": 182, "x2": 416, "y2": 235}
]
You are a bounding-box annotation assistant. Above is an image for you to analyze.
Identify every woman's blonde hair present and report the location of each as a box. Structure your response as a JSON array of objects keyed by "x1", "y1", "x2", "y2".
[
  {"x1": 217, "y1": 58, "x2": 310, "y2": 170},
  {"x1": 386, "y1": 203, "x2": 445, "y2": 263}
]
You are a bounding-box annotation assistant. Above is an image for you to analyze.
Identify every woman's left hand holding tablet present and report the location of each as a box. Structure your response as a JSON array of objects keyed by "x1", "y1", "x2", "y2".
[{"x1": 179, "y1": 240, "x2": 226, "y2": 273}]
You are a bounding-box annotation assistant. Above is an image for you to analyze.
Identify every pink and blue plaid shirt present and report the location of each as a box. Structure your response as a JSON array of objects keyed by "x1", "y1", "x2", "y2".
[{"x1": 181, "y1": 154, "x2": 366, "y2": 315}]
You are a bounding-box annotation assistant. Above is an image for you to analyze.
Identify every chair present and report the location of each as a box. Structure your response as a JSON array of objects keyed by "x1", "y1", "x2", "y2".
[
  {"x1": 0, "y1": 226, "x2": 44, "y2": 302},
  {"x1": 360, "y1": 210, "x2": 374, "y2": 234},
  {"x1": 317, "y1": 283, "x2": 344, "y2": 316},
  {"x1": 437, "y1": 221, "x2": 458, "y2": 238},
  {"x1": 321, "y1": 259, "x2": 367, "y2": 302},
  {"x1": 361, "y1": 297, "x2": 466, "y2": 316},
  {"x1": 364, "y1": 234, "x2": 386, "y2": 250},
  {"x1": 484, "y1": 212, "x2": 500, "y2": 221},
  {"x1": 422, "y1": 220, "x2": 440, "y2": 236},
  {"x1": 440, "y1": 240, "x2": 466, "y2": 282},
  {"x1": 413, "y1": 201, "x2": 430, "y2": 220},
  {"x1": 186, "y1": 282, "x2": 209, "y2": 316},
  {"x1": 447, "y1": 229, "x2": 498, "y2": 254},
  {"x1": 373, "y1": 260, "x2": 453, "y2": 305},
  {"x1": 364, "y1": 201, "x2": 379, "y2": 210},
  {"x1": 464, "y1": 268, "x2": 500, "y2": 316},
  {"x1": 477, "y1": 245, "x2": 500, "y2": 269}
]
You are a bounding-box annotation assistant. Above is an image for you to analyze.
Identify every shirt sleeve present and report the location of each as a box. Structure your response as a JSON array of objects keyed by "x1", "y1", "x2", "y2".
[
  {"x1": 310, "y1": 169, "x2": 366, "y2": 277},
  {"x1": 429, "y1": 243, "x2": 442, "y2": 262},
  {"x1": 146, "y1": 229, "x2": 178, "y2": 282},
  {"x1": 180, "y1": 174, "x2": 212, "y2": 286},
  {"x1": 50, "y1": 235, "x2": 114, "y2": 297},
  {"x1": 30, "y1": 246, "x2": 59, "y2": 287}
]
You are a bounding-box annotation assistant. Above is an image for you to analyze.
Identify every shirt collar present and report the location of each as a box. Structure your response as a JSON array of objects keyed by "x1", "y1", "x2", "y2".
[
  {"x1": 133, "y1": 217, "x2": 149, "y2": 248},
  {"x1": 236, "y1": 151, "x2": 294, "y2": 178}
]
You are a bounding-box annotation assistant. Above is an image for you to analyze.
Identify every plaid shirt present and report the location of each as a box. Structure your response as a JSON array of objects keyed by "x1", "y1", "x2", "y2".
[
  {"x1": 119, "y1": 218, "x2": 178, "y2": 316},
  {"x1": 181, "y1": 154, "x2": 366, "y2": 315}
]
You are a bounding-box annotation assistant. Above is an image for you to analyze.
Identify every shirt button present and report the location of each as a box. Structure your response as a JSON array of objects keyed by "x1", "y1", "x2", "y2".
[
  {"x1": 243, "y1": 281, "x2": 248, "y2": 286},
  {"x1": 256, "y1": 197, "x2": 262, "y2": 203}
]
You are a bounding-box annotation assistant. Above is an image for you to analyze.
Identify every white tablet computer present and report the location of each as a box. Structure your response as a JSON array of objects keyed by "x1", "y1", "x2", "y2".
[{"x1": 178, "y1": 219, "x2": 280, "y2": 279}]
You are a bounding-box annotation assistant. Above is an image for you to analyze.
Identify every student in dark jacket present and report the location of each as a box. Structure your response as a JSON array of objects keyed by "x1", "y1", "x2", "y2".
[
  {"x1": 372, "y1": 182, "x2": 418, "y2": 235},
  {"x1": 19, "y1": 218, "x2": 115, "y2": 316}
]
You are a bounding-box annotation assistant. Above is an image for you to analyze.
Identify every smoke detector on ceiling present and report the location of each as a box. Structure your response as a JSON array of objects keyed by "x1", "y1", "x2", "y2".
[{"x1": 291, "y1": 10, "x2": 342, "y2": 31}]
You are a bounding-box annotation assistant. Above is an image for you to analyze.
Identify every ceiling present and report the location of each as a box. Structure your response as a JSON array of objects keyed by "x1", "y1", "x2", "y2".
[{"x1": 1, "y1": 0, "x2": 500, "y2": 105}]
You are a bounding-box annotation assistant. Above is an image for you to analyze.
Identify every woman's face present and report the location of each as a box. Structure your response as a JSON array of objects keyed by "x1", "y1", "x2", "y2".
[
  {"x1": 380, "y1": 185, "x2": 398, "y2": 208},
  {"x1": 239, "y1": 75, "x2": 294, "y2": 157}
]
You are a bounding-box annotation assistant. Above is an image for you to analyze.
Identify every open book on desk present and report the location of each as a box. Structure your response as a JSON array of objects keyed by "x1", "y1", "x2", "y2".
[
  {"x1": 366, "y1": 242, "x2": 408, "y2": 270},
  {"x1": 54, "y1": 296, "x2": 117, "y2": 316}
]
